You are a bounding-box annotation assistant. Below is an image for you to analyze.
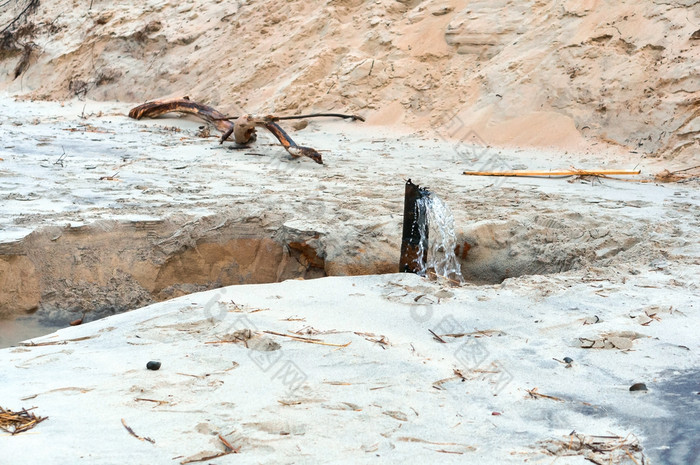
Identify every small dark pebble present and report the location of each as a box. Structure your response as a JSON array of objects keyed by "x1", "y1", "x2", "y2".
[
  {"x1": 563, "y1": 357, "x2": 574, "y2": 364},
  {"x1": 146, "y1": 361, "x2": 161, "y2": 371},
  {"x1": 629, "y1": 382, "x2": 647, "y2": 391}
]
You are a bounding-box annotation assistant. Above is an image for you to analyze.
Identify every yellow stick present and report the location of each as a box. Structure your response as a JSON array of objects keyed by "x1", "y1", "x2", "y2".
[{"x1": 463, "y1": 169, "x2": 641, "y2": 177}]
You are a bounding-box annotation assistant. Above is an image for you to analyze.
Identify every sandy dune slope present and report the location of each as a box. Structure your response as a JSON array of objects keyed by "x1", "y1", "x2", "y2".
[{"x1": 1, "y1": 0, "x2": 698, "y2": 158}]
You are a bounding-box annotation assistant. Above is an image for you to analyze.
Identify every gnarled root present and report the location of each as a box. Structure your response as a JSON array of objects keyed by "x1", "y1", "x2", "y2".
[
  {"x1": 128, "y1": 97, "x2": 323, "y2": 164},
  {"x1": 128, "y1": 97, "x2": 234, "y2": 143}
]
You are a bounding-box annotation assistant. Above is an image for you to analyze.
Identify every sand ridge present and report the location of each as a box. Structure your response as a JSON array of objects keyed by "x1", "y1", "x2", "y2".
[{"x1": 0, "y1": 0, "x2": 698, "y2": 158}]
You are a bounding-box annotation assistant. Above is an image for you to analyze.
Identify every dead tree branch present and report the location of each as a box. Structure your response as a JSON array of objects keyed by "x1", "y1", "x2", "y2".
[
  {"x1": 129, "y1": 97, "x2": 325, "y2": 164},
  {"x1": 214, "y1": 112, "x2": 365, "y2": 122}
]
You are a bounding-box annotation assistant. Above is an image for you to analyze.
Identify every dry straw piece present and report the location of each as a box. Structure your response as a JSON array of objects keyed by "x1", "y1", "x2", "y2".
[{"x1": 0, "y1": 406, "x2": 48, "y2": 435}]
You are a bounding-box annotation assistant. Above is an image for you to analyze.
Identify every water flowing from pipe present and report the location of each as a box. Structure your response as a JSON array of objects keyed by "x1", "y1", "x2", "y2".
[{"x1": 415, "y1": 194, "x2": 463, "y2": 283}]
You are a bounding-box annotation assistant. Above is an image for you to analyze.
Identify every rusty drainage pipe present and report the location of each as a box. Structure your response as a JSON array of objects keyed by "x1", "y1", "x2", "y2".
[{"x1": 399, "y1": 179, "x2": 430, "y2": 274}]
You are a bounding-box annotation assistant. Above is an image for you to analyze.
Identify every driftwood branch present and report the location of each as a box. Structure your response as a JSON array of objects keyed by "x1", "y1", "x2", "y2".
[
  {"x1": 128, "y1": 97, "x2": 233, "y2": 141},
  {"x1": 128, "y1": 97, "x2": 325, "y2": 164}
]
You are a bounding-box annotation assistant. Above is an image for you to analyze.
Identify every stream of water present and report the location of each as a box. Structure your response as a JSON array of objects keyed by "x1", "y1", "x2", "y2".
[{"x1": 415, "y1": 194, "x2": 464, "y2": 283}]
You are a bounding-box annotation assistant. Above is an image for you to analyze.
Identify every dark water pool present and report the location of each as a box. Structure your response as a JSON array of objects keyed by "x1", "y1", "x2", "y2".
[
  {"x1": 0, "y1": 315, "x2": 64, "y2": 348},
  {"x1": 640, "y1": 369, "x2": 700, "y2": 465}
]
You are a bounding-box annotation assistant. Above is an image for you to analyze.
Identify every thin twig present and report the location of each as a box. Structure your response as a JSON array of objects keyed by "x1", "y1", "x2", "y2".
[
  {"x1": 213, "y1": 113, "x2": 365, "y2": 122},
  {"x1": 54, "y1": 147, "x2": 67, "y2": 166},
  {"x1": 218, "y1": 434, "x2": 240, "y2": 453},
  {"x1": 526, "y1": 387, "x2": 565, "y2": 402},
  {"x1": 263, "y1": 330, "x2": 321, "y2": 342},
  {"x1": 429, "y1": 329, "x2": 446, "y2": 343},
  {"x1": 624, "y1": 448, "x2": 640, "y2": 465},
  {"x1": 671, "y1": 164, "x2": 700, "y2": 173},
  {"x1": 398, "y1": 437, "x2": 466, "y2": 446},
  {"x1": 444, "y1": 329, "x2": 504, "y2": 338},
  {"x1": 180, "y1": 451, "x2": 234, "y2": 464},
  {"x1": 134, "y1": 398, "x2": 170, "y2": 406},
  {"x1": 431, "y1": 448, "x2": 464, "y2": 454},
  {"x1": 121, "y1": 418, "x2": 155, "y2": 444},
  {"x1": 20, "y1": 336, "x2": 94, "y2": 347},
  {"x1": 99, "y1": 171, "x2": 120, "y2": 181},
  {"x1": 175, "y1": 373, "x2": 206, "y2": 379},
  {"x1": 263, "y1": 330, "x2": 351, "y2": 347}
]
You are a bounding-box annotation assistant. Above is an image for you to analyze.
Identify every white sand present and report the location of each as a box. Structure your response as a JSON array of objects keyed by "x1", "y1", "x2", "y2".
[{"x1": 1, "y1": 270, "x2": 698, "y2": 463}]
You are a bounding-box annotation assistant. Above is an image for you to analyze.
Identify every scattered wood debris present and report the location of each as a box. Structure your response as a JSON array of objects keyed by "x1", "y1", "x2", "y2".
[
  {"x1": 205, "y1": 329, "x2": 254, "y2": 346},
  {"x1": 654, "y1": 165, "x2": 700, "y2": 182},
  {"x1": 0, "y1": 406, "x2": 47, "y2": 435},
  {"x1": 538, "y1": 432, "x2": 645, "y2": 464}
]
